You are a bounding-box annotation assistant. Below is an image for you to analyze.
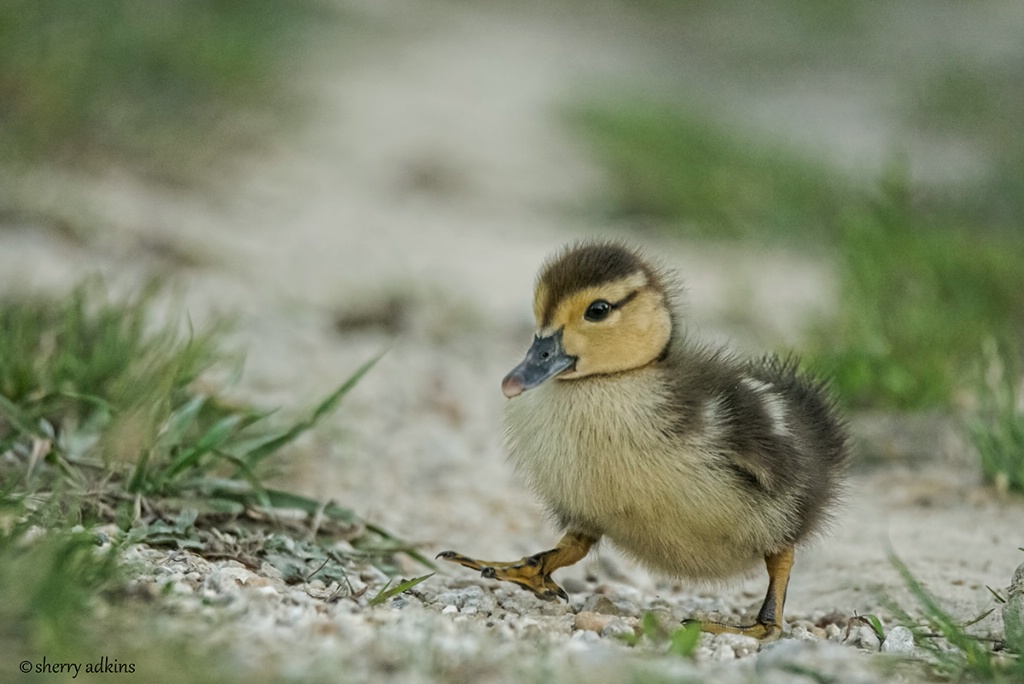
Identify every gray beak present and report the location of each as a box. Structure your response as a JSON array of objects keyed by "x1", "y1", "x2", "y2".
[{"x1": 501, "y1": 330, "x2": 577, "y2": 398}]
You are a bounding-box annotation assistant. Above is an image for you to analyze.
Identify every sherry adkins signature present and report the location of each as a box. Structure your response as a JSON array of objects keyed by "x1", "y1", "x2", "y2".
[{"x1": 20, "y1": 656, "x2": 136, "y2": 678}]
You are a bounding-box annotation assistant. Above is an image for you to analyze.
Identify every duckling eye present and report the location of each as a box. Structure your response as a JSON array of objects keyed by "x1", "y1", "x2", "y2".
[{"x1": 584, "y1": 299, "x2": 612, "y2": 322}]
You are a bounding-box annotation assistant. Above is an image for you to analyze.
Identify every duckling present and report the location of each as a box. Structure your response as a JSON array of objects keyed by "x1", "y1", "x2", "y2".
[{"x1": 438, "y1": 240, "x2": 849, "y2": 641}]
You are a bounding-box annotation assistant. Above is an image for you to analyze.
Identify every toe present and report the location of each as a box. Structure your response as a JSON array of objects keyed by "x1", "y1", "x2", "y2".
[{"x1": 435, "y1": 551, "x2": 485, "y2": 571}]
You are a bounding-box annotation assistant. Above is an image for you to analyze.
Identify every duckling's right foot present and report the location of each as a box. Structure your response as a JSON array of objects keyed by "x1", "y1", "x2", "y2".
[
  {"x1": 435, "y1": 549, "x2": 569, "y2": 601},
  {"x1": 686, "y1": 618, "x2": 782, "y2": 642},
  {"x1": 437, "y1": 533, "x2": 595, "y2": 602}
]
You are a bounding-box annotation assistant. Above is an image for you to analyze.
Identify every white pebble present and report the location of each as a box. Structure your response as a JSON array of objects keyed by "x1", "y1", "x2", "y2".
[
  {"x1": 1004, "y1": 595, "x2": 1024, "y2": 647},
  {"x1": 599, "y1": 618, "x2": 634, "y2": 639},
  {"x1": 881, "y1": 626, "x2": 915, "y2": 654},
  {"x1": 437, "y1": 591, "x2": 461, "y2": 607},
  {"x1": 843, "y1": 624, "x2": 880, "y2": 651},
  {"x1": 1004, "y1": 562, "x2": 1024, "y2": 646},
  {"x1": 712, "y1": 643, "x2": 736, "y2": 661},
  {"x1": 570, "y1": 629, "x2": 600, "y2": 643},
  {"x1": 712, "y1": 632, "x2": 760, "y2": 657},
  {"x1": 791, "y1": 625, "x2": 818, "y2": 642},
  {"x1": 204, "y1": 566, "x2": 253, "y2": 593}
]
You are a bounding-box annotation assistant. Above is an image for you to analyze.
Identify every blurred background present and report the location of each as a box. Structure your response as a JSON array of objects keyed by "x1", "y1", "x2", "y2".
[
  {"x1": 2, "y1": 0, "x2": 1024, "y2": 679},
  {"x1": 3, "y1": 0, "x2": 1024, "y2": 545},
  {"x1": 3, "y1": 0, "x2": 1022, "y2": 406},
  {"x1": 2, "y1": 0, "x2": 1023, "y2": 527}
]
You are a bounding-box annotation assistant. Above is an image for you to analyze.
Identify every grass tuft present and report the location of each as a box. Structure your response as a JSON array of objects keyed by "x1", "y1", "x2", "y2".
[
  {"x1": 886, "y1": 551, "x2": 1023, "y2": 682},
  {"x1": 809, "y1": 169, "x2": 1024, "y2": 409},
  {"x1": 568, "y1": 102, "x2": 848, "y2": 243},
  {"x1": 0, "y1": 489, "x2": 122, "y2": 655},
  {"x1": 969, "y1": 341, "x2": 1024, "y2": 494},
  {"x1": 0, "y1": 280, "x2": 423, "y2": 573},
  {"x1": 0, "y1": 278, "x2": 432, "y2": 678},
  {"x1": 0, "y1": 279, "x2": 223, "y2": 478}
]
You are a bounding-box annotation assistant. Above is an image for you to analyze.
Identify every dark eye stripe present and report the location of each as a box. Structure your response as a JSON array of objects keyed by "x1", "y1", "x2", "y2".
[{"x1": 611, "y1": 290, "x2": 639, "y2": 310}]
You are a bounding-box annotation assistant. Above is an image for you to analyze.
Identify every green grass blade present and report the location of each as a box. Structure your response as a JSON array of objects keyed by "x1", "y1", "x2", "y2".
[
  {"x1": 160, "y1": 413, "x2": 246, "y2": 485},
  {"x1": 985, "y1": 585, "x2": 1006, "y2": 604},
  {"x1": 669, "y1": 621, "x2": 703, "y2": 658},
  {"x1": 0, "y1": 392, "x2": 43, "y2": 438},
  {"x1": 368, "y1": 573, "x2": 433, "y2": 606},
  {"x1": 863, "y1": 613, "x2": 886, "y2": 641},
  {"x1": 264, "y1": 488, "x2": 361, "y2": 525},
  {"x1": 158, "y1": 395, "x2": 207, "y2": 447},
  {"x1": 127, "y1": 448, "x2": 152, "y2": 494},
  {"x1": 889, "y1": 550, "x2": 997, "y2": 679},
  {"x1": 242, "y1": 353, "x2": 382, "y2": 469}
]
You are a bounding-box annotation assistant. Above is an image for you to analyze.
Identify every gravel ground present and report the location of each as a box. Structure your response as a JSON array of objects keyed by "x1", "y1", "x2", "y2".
[
  {"x1": 116, "y1": 540, "x2": 918, "y2": 684},
  {"x1": 3, "y1": 1, "x2": 1023, "y2": 681}
]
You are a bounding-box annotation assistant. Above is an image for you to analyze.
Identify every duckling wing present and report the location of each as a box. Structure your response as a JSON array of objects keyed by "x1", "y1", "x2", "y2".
[{"x1": 668, "y1": 348, "x2": 850, "y2": 543}]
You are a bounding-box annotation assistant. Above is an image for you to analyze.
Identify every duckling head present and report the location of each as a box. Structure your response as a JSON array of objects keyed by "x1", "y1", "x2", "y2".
[{"x1": 502, "y1": 241, "x2": 676, "y2": 398}]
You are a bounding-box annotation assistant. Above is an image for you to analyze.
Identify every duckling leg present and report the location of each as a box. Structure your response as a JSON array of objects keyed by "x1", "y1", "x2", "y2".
[
  {"x1": 696, "y1": 545, "x2": 794, "y2": 642},
  {"x1": 436, "y1": 531, "x2": 596, "y2": 601}
]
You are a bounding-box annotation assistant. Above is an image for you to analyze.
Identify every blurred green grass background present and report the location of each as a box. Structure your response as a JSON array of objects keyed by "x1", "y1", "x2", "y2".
[
  {"x1": 0, "y1": 0, "x2": 1020, "y2": 463},
  {"x1": 0, "y1": 0, "x2": 322, "y2": 178},
  {"x1": 566, "y1": 1, "x2": 1024, "y2": 413}
]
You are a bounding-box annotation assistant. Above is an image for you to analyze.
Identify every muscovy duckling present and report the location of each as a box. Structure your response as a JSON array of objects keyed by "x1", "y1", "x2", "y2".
[{"x1": 438, "y1": 240, "x2": 849, "y2": 641}]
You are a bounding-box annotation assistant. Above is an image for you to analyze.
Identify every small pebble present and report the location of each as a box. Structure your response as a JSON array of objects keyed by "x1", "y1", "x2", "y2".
[
  {"x1": 582, "y1": 595, "x2": 639, "y2": 617},
  {"x1": 843, "y1": 624, "x2": 880, "y2": 651},
  {"x1": 599, "y1": 618, "x2": 635, "y2": 639},
  {"x1": 570, "y1": 629, "x2": 601, "y2": 644},
  {"x1": 791, "y1": 625, "x2": 816, "y2": 642},
  {"x1": 436, "y1": 591, "x2": 461, "y2": 607},
  {"x1": 880, "y1": 626, "x2": 914, "y2": 654},
  {"x1": 574, "y1": 611, "x2": 612, "y2": 633},
  {"x1": 1003, "y1": 562, "x2": 1024, "y2": 648},
  {"x1": 1004, "y1": 595, "x2": 1024, "y2": 648},
  {"x1": 712, "y1": 643, "x2": 735, "y2": 661},
  {"x1": 711, "y1": 632, "x2": 760, "y2": 657}
]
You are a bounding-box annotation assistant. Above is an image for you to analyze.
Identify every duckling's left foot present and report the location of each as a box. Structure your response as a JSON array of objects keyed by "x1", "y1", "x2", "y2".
[
  {"x1": 436, "y1": 531, "x2": 597, "y2": 602},
  {"x1": 689, "y1": 546, "x2": 794, "y2": 643}
]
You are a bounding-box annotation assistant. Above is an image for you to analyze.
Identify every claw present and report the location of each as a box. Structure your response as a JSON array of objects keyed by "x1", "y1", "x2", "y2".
[{"x1": 435, "y1": 533, "x2": 595, "y2": 604}]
